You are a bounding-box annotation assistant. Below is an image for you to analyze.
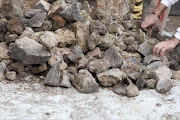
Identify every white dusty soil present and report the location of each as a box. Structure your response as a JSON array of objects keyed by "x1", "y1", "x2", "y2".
[{"x1": 0, "y1": 80, "x2": 180, "y2": 120}]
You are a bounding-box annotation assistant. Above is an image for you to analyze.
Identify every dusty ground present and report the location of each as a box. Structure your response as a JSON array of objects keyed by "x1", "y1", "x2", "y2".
[
  {"x1": 165, "y1": 15, "x2": 180, "y2": 34},
  {"x1": 0, "y1": 79, "x2": 180, "y2": 120}
]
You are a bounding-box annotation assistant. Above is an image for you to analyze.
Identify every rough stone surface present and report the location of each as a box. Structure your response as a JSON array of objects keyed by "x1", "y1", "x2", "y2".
[
  {"x1": 87, "y1": 33, "x2": 102, "y2": 50},
  {"x1": 55, "y1": 28, "x2": 76, "y2": 47},
  {"x1": 87, "y1": 59, "x2": 110, "y2": 73},
  {"x1": 114, "y1": 38, "x2": 127, "y2": 52},
  {"x1": 104, "y1": 47, "x2": 123, "y2": 68},
  {"x1": 24, "y1": 9, "x2": 45, "y2": 18},
  {"x1": 138, "y1": 41, "x2": 153, "y2": 56},
  {"x1": 31, "y1": 64, "x2": 48, "y2": 74},
  {"x1": 169, "y1": 60, "x2": 180, "y2": 70},
  {"x1": 155, "y1": 66, "x2": 173, "y2": 81},
  {"x1": 59, "y1": 70, "x2": 71, "y2": 88},
  {"x1": 0, "y1": 42, "x2": 9, "y2": 60},
  {"x1": 127, "y1": 82, "x2": 139, "y2": 97},
  {"x1": 121, "y1": 58, "x2": 143, "y2": 74},
  {"x1": 89, "y1": 20, "x2": 107, "y2": 35},
  {"x1": 123, "y1": 36, "x2": 134, "y2": 45},
  {"x1": 45, "y1": 61, "x2": 62, "y2": 87},
  {"x1": 6, "y1": 71, "x2": 16, "y2": 81},
  {"x1": 99, "y1": 33, "x2": 115, "y2": 50},
  {"x1": 35, "y1": 0, "x2": 51, "y2": 11},
  {"x1": 136, "y1": 77, "x2": 146, "y2": 89},
  {"x1": 0, "y1": 62, "x2": 6, "y2": 74},
  {"x1": 77, "y1": 57, "x2": 95, "y2": 69},
  {"x1": 97, "y1": 68, "x2": 126, "y2": 87},
  {"x1": 71, "y1": 22, "x2": 89, "y2": 52},
  {"x1": 0, "y1": 73, "x2": 5, "y2": 82},
  {"x1": 52, "y1": 15, "x2": 66, "y2": 30},
  {"x1": 59, "y1": 1, "x2": 83, "y2": 22},
  {"x1": 9, "y1": 37, "x2": 50, "y2": 65},
  {"x1": 28, "y1": 12, "x2": 47, "y2": 28},
  {"x1": 112, "y1": 82, "x2": 127, "y2": 96},
  {"x1": 145, "y1": 79, "x2": 157, "y2": 89},
  {"x1": 7, "y1": 62, "x2": 24, "y2": 73},
  {"x1": 19, "y1": 27, "x2": 35, "y2": 39},
  {"x1": 4, "y1": 33, "x2": 18, "y2": 44},
  {"x1": 87, "y1": 47, "x2": 102, "y2": 58},
  {"x1": 121, "y1": 51, "x2": 141, "y2": 61},
  {"x1": 48, "y1": 47, "x2": 63, "y2": 67},
  {"x1": 128, "y1": 72, "x2": 140, "y2": 81},
  {"x1": 40, "y1": 21, "x2": 52, "y2": 31},
  {"x1": 172, "y1": 70, "x2": 180, "y2": 80},
  {"x1": 126, "y1": 41, "x2": 139, "y2": 52},
  {"x1": 0, "y1": 18, "x2": 8, "y2": 41},
  {"x1": 156, "y1": 79, "x2": 173, "y2": 93},
  {"x1": 145, "y1": 61, "x2": 163, "y2": 70},
  {"x1": 7, "y1": 18, "x2": 24, "y2": 35},
  {"x1": 73, "y1": 69, "x2": 99, "y2": 93},
  {"x1": 39, "y1": 31, "x2": 59, "y2": 49}
]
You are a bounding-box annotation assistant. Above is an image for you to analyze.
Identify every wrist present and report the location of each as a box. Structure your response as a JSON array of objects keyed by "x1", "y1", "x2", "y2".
[
  {"x1": 151, "y1": 12, "x2": 161, "y2": 19},
  {"x1": 172, "y1": 36, "x2": 180, "y2": 45}
]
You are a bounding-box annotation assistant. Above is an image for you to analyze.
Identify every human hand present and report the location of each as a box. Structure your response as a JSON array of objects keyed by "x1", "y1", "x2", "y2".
[
  {"x1": 153, "y1": 37, "x2": 180, "y2": 57},
  {"x1": 141, "y1": 14, "x2": 160, "y2": 31}
]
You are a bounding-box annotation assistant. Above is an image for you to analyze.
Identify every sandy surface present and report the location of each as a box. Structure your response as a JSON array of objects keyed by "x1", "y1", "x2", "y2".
[{"x1": 0, "y1": 80, "x2": 180, "y2": 120}]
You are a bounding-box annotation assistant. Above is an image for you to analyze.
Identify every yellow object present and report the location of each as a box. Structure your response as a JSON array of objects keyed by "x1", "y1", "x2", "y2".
[{"x1": 132, "y1": 0, "x2": 143, "y2": 19}]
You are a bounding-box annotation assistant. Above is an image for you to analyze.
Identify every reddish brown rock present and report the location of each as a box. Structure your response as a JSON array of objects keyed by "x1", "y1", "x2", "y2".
[
  {"x1": 87, "y1": 47, "x2": 102, "y2": 59},
  {"x1": 52, "y1": 15, "x2": 66, "y2": 31},
  {"x1": 7, "y1": 18, "x2": 24, "y2": 35},
  {"x1": 7, "y1": 62, "x2": 24, "y2": 73}
]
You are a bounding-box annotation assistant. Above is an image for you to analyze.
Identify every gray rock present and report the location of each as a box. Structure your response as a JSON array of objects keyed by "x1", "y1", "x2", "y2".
[
  {"x1": 28, "y1": 12, "x2": 47, "y2": 28},
  {"x1": 59, "y1": 70, "x2": 71, "y2": 88},
  {"x1": 99, "y1": 33, "x2": 115, "y2": 50},
  {"x1": 104, "y1": 47, "x2": 123, "y2": 68},
  {"x1": 128, "y1": 72, "x2": 140, "y2": 81},
  {"x1": 73, "y1": 69, "x2": 99, "y2": 93},
  {"x1": 169, "y1": 60, "x2": 180, "y2": 70},
  {"x1": 19, "y1": 27, "x2": 35, "y2": 39},
  {"x1": 138, "y1": 41, "x2": 153, "y2": 56},
  {"x1": 145, "y1": 79, "x2": 157, "y2": 89},
  {"x1": 0, "y1": 62, "x2": 6, "y2": 74},
  {"x1": 64, "y1": 45, "x2": 84, "y2": 63},
  {"x1": 112, "y1": 82, "x2": 127, "y2": 96},
  {"x1": 7, "y1": 62, "x2": 24, "y2": 73},
  {"x1": 41, "y1": 21, "x2": 52, "y2": 31},
  {"x1": 87, "y1": 59, "x2": 110, "y2": 73},
  {"x1": 87, "y1": 47, "x2": 102, "y2": 59},
  {"x1": 4, "y1": 33, "x2": 18, "y2": 45},
  {"x1": 127, "y1": 82, "x2": 139, "y2": 97},
  {"x1": 39, "y1": 31, "x2": 59, "y2": 49},
  {"x1": 77, "y1": 57, "x2": 96, "y2": 69},
  {"x1": 0, "y1": 73, "x2": 5, "y2": 82},
  {"x1": 114, "y1": 38, "x2": 127, "y2": 51},
  {"x1": 136, "y1": 77, "x2": 146, "y2": 89},
  {"x1": 24, "y1": 9, "x2": 45, "y2": 18},
  {"x1": 48, "y1": 47, "x2": 63, "y2": 67},
  {"x1": 0, "y1": 18, "x2": 8, "y2": 41},
  {"x1": 155, "y1": 66, "x2": 172, "y2": 81},
  {"x1": 71, "y1": 22, "x2": 89, "y2": 52},
  {"x1": 9, "y1": 37, "x2": 50, "y2": 65},
  {"x1": 31, "y1": 64, "x2": 47, "y2": 74},
  {"x1": 0, "y1": 42, "x2": 9, "y2": 60},
  {"x1": 45, "y1": 61, "x2": 61, "y2": 87},
  {"x1": 121, "y1": 58, "x2": 144, "y2": 74},
  {"x1": 121, "y1": 51, "x2": 142, "y2": 62},
  {"x1": 123, "y1": 36, "x2": 134, "y2": 45},
  {"x1": 89, "y1": 20, "x2": 107, "y2": 35},
  {"x1": 172, "y1": 70, "x2": 180, "y2": 80},
  {"x1": 59, "y1": 1, "x2": 83, "y2": 22},
  {"x1": 35, "y1": 0, "x2": 51, "y2": 12},
  {"x1": 97, "y1": 68, "x2": 126, "y2": 87},
  {"x1": 6, "y1": 71, "x2": 16, "y2": 81},
  {"x1": 126, "y1": 41, "x2": 139, "y2": 52},
  {"x1": 65, "y1": 0, "x2": 76, "y2": 3},
  {"x1": 156, "y1": 79, "x2": 173, "y2": 93},
  {"x1": 145, "y1": 61, "x2": 163, "y2": 70},
  {"x1": 87, "y1": 33, "x2": 102, "y2": 50}
]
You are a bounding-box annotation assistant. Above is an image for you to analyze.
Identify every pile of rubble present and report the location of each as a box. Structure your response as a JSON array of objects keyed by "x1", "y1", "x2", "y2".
[{"x1": 0, "y1": 0, "x2": 180, "y2": 97}]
